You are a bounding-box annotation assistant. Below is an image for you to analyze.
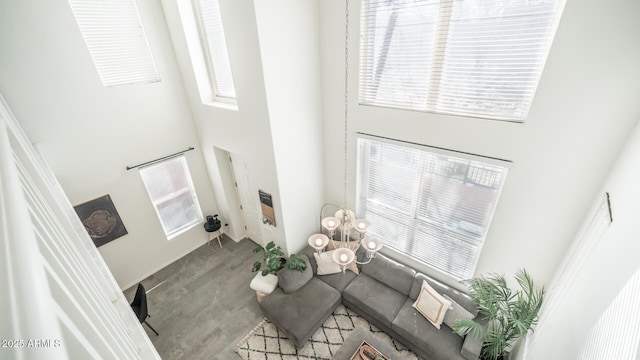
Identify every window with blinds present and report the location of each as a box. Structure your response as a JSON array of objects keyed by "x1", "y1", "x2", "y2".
[
  {"x1": 191, "y1": 0, "x2": 236, "y2": 102},
  {"x1": 140, "y1": 155, "x2": 203, "y2": 238},
  {"x1": 356, "y1": 135, "x2": 509, "y2": 279},
  {"x1": 579, "y1": 269, "x2": 640, "y2": 360},
  {"x1": 359, "y1": 0, "x2": 565, "y2": 121},
  {"x1": 68, "y1": 0, "x2": 160, "y2": 87}
]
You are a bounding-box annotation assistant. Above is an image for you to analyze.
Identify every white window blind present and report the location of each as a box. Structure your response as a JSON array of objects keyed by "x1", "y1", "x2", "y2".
[
  {"x1": 68, "y1": 0, "x2": 160, "y2": 87},
  {"x1": 359, "y1": 0, "x2": 565, "y2": 121},
  {"x1": 579, "y1": 269, "x2": 640, "y2": 360},
  {"x1": 140, "y1": 155, "x2": 203, "y2": 237},
  {"x1": 192, "y1": 0, "x2": 236, "y2": 101},
  {"x1": 356, "y1": 135, "x2": 508, "y2": 279}
]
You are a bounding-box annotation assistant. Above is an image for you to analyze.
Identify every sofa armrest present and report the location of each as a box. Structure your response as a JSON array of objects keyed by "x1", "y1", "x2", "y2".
[{"x1": 461, "y1": 332, "x2": 483, "y2": 360}]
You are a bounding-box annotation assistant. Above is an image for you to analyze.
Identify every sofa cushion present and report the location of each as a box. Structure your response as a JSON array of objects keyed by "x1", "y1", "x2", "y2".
[
  {"x1": 301, "y1": 247, "x2": 318, "y2": 274},
  {"x1": 362, "y1": 253, "x2": 416, "y2": 296},
  {"x1": 343, "y1": 273, "x2": 406, "y2": 328},
  {"x1": 461, "y1": 318, "x2": 487, "y2": 360},
  {"x1": 413, "y1": 280, "x2": 452, "y2": 329},
  {"x1": 317, "y1": 271, "x2": 358, "y2": 292},
  {"x1": 443, "y1": 294, "x2": 475, "y2": 335},
  {"x1": 278, "y1": 255, "x2": 313, "y2": 293},
  {"x1": 393, "y1": 298, "x2": 466, "y2": 360},
  {"x1": 303, "y1": 244, "x2": 361, "y2": 275},
  {"x1": 260, "y1": 277, "x2": 341, "y2": 347},
  {"x1": 300, "y1": 246, "x2": 358, "y2": 291},
  {"x1": 410, "y1": 273, "x2": 477, "y2": 316},
  {"x1": 409, "y1": 273, "x2": 449, "y2": 300}
]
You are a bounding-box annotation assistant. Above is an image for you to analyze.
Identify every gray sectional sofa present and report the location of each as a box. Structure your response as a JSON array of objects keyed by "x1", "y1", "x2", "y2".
[{"x1": 259, "y1": 247, "x2": 483, "y2": 360}]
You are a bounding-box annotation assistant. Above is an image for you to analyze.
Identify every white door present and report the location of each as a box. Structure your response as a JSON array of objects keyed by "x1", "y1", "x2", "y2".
[{"x1": 229, "y1": 154, "x2": 263, "y2": 245}]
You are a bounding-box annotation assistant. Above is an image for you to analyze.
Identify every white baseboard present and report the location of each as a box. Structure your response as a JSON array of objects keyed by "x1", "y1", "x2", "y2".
[
  {"x1": 119, "y1": 240, "x2": 208, "y2": 291},
  {"x1": 119, "y1": 233, "x2": 243, "y2": 291}
]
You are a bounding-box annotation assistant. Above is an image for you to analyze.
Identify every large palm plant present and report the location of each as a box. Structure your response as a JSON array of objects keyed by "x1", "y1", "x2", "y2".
[{"x1": 453, "y1": 269, "x2": 545, "y2": 360}]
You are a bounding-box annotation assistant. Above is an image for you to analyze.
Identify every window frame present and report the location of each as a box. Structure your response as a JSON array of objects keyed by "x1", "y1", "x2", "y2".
[
  {"x1": 358, "y1": 0, "x2": 566, "y2": 122},
  {"x1": 580, "y1": 269, "x2": 640, "y2": 359},
  {"x1": 177, "y1": 0, "x2": 238, "y2": 109},
  {"x1": 139, "y1": 155, "x2": 204, "y2": 239},
  {"x1": 356, "y1": 134, "x2": 510, "y2": 281},
  {"x1": 67, "y1": 0, "x2": 160, "y2": 87}
]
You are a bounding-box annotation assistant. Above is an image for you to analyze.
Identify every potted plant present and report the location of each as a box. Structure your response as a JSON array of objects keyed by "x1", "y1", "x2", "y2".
[
  {"x1": 251, "y1": 241, "x2": 307, "y2": 276},
  {"x1": 453, "y1": 269, "x2": 545, "y2": 360}
]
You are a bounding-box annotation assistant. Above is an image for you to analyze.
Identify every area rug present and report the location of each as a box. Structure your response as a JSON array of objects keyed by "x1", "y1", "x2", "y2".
[{"x1": 235, "y1": 305, "x2": 419, "y2": 360}]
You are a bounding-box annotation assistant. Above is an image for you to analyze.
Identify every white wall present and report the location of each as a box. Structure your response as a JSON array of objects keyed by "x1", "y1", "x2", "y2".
[
  {"x1": 319, "y1": 0, "x2": 640, "y2": 286},
  {"x1": 254, "y1": 0, "x2": 325, "y2": 254},
  {"x1": 526, "y1": 118, "x2": 640, "y2": 359},
  {"x1": 162, "y1": 0, "x2": 325, "y2": 255},
  {"x1": 3, "y1": 0, "x2": 637, "y2": 299},
  {"x1": 161, "y1": 0, "x2": 286, "y2": 250},
  {"x1": 0, "y1": 0, "x2": 218, "y2": 289}
]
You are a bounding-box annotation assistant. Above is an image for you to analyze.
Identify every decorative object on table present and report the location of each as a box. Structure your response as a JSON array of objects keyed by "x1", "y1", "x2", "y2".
[
  {"x1": 333, "y1": 326, "x2": 406, "y2": 360},
  {"x1": 453, "y1": 269, "x2": 545, "y2": 360},
  {"x1": 352, "y1": 341, "x2": 389, "y2": 360},
  {"x1": 251, "y1": 241, "x2": 307, "y2": 276},
  {"x1": 203, "y1": 214, "x2": 223, "y2": 247},
  {"x1": 259, "y1": 189, "x2": 276, "y2": 226},
  {"x1": 306, "y1": 0, "x2": 382, "y2": 273},
  {"x1": 74, "y1": 194, "x2": 127, "y2": 247},
  {"x1": 234, "y1": 305, "x2": 418, "y2": 360}
]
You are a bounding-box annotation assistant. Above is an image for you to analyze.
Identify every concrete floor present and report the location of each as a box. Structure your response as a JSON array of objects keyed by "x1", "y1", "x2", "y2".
[{"x1": 124, "y1": 237, "x2": 264, "y2": 360}]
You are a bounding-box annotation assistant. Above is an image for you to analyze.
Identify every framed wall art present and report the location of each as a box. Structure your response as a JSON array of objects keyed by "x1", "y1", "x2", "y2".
[{"x1": 74, "y1": 194, "x2": 128, "y2": 247}]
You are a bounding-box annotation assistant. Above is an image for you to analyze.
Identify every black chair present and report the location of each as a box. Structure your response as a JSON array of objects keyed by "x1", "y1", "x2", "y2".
[{"x1": 130, "y1": 283, "x2": 159, "y2": 336}]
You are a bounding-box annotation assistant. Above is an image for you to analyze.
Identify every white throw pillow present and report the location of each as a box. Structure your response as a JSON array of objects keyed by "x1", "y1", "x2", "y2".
[
  {"x1": 314, "y1": 250, "x2": 343, "y2": 275},
  {"x1": 412, "y1": 280, "x2": 452, "y2": 329}
]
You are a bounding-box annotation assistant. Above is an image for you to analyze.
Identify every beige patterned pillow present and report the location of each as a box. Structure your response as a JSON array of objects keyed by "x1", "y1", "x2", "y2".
[
  {"x1": 326, "y1": 240, "x2": 360, "y2": 274},
  {"x1": 412, "y1": 280, "x2": 452, "y2": 329}
]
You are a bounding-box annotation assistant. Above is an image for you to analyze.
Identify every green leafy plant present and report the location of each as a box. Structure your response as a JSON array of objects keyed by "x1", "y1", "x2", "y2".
[
  {"x1": 284, "y1": 253, "x2": 307, "y2": 272},
  {"x1": 453, "y1": 269, "x2": 544, "y2": 360},
  {"x1": 252, "y1": 241, "x2": 307, "y2": 276}
]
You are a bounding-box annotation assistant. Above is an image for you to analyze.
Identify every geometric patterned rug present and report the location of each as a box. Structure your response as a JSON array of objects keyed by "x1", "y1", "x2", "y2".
[{"x1": 234, "y1": 305, "x2": 419, "y2": 360}]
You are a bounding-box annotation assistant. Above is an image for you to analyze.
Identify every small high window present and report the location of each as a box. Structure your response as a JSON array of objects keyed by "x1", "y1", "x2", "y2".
[
  {"x1": 190, "y1": 0, "x2": 237, "y2": 105},
  {"x1": 68, "y1": 0, "x2": 160, "y2": 87}
]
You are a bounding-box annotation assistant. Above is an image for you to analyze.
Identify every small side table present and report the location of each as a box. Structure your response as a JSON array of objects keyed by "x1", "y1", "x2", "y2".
[
  {"x1": 249, "y1": 273, "x2": 278, "y2": 303},
  {"x1": 204, "y1": 222, "x2": 223, "y2": 248}
]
